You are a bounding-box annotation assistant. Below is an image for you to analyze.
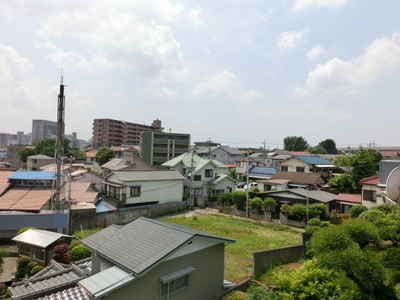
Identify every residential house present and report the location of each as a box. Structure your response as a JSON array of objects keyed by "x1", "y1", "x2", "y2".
[
  {"x1": 264, "y1": 171, "x2": 326, "y2": 190},
  {"x1": 9, "y1": 258, "x2": 92, "y2": 300},
  {"x1": 331, "y1": 193, "x2": 362, "y2": 214},
  {"x1": 236, "y1": 158, "x2": 267, "y2": 181},
  {"x1": 162, "y1": 153, "x2": 236, "y2": 206},
  {"x1": 78, "y1": 217, "x2": 235, "y2": 300},
  {"x1": 110, "y1": 145, "x2": 139, "y2": 158},
  {"x1": 280, "y1": 155, "x2": 334, "y2": 179},
  {"x1": 102, "y1": 170, "x2": 185, "y2": 207},
  {"x1": 101, "y1": 151, "x2": 155, "y2": 177},
  {"x1": 248, "y1": 166, "x2": 278, "y2": 181},
  {"x1": 12, "y1": 229, "x2": 74, "y2": 267},
  {"x1": 193, "y1": 145, "x2": 242, "y2": 164}
]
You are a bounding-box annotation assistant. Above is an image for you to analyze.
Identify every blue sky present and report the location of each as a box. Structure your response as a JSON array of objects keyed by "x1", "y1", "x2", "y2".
[{"x1": 1, "y1": 0, "x2": 400, "y2": 149}]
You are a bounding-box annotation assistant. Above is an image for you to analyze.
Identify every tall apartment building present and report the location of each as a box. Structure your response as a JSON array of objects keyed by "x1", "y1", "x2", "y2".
[
  {"x1": 32, "y1": 120, "x2": 57, "y2": 144},
  {"x1": 0, "y1": 132, "x2": 31, "y2": 149},
  {"x1": 140, "y1": 131, "x2": 190, "y2": 166},
  {"x1": 92, "y1": 119, "x2": 163, "y2": 147}
]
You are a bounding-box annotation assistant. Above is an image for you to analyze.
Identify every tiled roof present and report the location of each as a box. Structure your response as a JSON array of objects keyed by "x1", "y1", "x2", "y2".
[
  {"x1": 70, "y1": 182, "x2": 98, "y2": 203},
  {"x1": 10, "y1": 259, "x2": 91, "y2": 300},
  {"x1": 287, "y1": 188, "x2": 336, "y2": 203},
  {"x1": 81, "y1": 217, "x2": 234, "y2": 276},
  {"x1": 293, "y1": 155, "x2": 333, "y2": 165},
  {"x1": 257, "y1": 179, "x2": 290, "y2": 185},
  {"x1": 359, "y1": 174, "x2": 379, "y2": 185},
  {"x1": 0, "y1": 169, "x2": 15, "y2": 196},
  {"x1": 35, "y1": 286, "x2": 90, "y2": 300},
  {"x1": 271, "y1": 171, "x2": 325, "y2": 185},
  {"x1": 0, "y1": 187, "x2": 51, "y2": 210},
  {"x1": 334, "y1": 193, "x2": 362, "y2": 204},
  {"x1": 208, "y1": 174, "x2": 235, "y2": 185},
  {"x1": 248, "y1": 166, "x2": 278, "y2": 178}
]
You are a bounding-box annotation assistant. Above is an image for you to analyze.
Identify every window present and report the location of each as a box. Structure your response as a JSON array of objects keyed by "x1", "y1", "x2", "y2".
[
  {"x1": 296, "y1": 167, "x2": 305, "y2": 172},
  {"x1": 130, "y1": 186, "x2": 141, "y2": 197},
  {"x1": 160, "y1": 267, "x2": 194, "y2": 300},
  {"x1": 363, "y1": 190, "x2": 376, "y2": 201},
  {"x1": 205, "y1": 169, "x2": 213, "y2": 177},
  {"x1": 193, "y1": 188, "x2": 203, "y2": 196},
  {"x1": 281, "y1": 166, "x2": 288, "y2": 171},
  {"x1": 194, "y1": 175, "x2": 201, "y2": 181}
]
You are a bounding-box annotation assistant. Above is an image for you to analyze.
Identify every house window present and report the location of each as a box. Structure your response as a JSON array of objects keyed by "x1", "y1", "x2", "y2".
[
  {"x1": 193, "y1": 188, "x2": 203, "y2": 196},
  {"x1": 281, "y1": 166, "x2": 288, "y2": 171},
  {"x1": 363, "y1": 190, "x2": 376, "y2": 201},
  {"x1": 205, "y1": 169, "x2": 213, "y2": 177},
  {"x1": 194, "y1": 175, "x2": 201, "y2": 181},
  {"x1": 296, "y1": 167, "x2": 305, "y2": 172},
  {"x1": 212, "y1": 189, "x2": 224, "y2": 195},
  {"x1": 160, "y1": 267, "x2": 195, "y2": 300},
  {"x1": 130, "y1": 186, "x2": 141, "y2": 197}
]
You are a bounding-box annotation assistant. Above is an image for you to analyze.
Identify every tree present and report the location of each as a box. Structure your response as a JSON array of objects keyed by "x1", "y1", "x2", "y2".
[
  {"x1": 226, "y1": 168, "x2": 236, "y2": 180},
  {"x1": 341, "y1": 218, "x2": 380, "y2": 249},
  {"x1": 18, "y1": 148, "x2": 36, "y2": 163},
  {"x1": 231, "y1": 191, "x2": 247, "y2": 211},
  {"x1": 307, "y1": 145, "x2": 327, "y2": 154},
  {"x1": 35, "y1": 138, "x2": 71, "y2": 157},
  {"x1": 328, "y1": 174, "x2": 354, "y2": 193},
  {"x1": 283, "y1": 136, "x2": 309, "y2": 151},
  {"x1": 95, "y1": 147, "x2": 116, "y2": 166},
  {"x1": 52, "y1": 244, "x2": 70, "y2": 264},
  {"x1": 319, "y1": 139, "x2": 338, "y2": 154}
]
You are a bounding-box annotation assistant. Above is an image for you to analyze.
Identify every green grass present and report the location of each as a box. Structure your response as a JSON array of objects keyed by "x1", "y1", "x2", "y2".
[{"x1": 159, "y1": 214, "x2": 302, "y2": 283}]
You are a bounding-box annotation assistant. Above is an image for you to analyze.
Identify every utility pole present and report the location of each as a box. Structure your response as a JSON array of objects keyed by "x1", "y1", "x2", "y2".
[
  {"x1": 246, "y1": 150, "x2": 249, "y2": 218},
  {"x1": 52, "y1": 77, "x2": 66, "y2": 210}
]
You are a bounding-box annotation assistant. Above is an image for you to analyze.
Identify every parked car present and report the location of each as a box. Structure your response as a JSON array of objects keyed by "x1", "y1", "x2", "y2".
[
  {"x1": 244, "y1": 182, "x2": 258, "y2": 191},
  {"x1": 237, "y1": 182, "x2": 246, "y2": 188}
]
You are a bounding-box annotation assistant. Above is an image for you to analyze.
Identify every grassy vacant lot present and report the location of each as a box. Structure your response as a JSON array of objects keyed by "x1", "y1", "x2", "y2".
[{"x1": 159, "y1": 214, "x2": 302, "y2": 283}]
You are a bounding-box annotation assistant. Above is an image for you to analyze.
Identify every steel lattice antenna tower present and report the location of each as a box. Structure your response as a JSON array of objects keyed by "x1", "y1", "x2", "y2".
[{"x1": 52, "y1": 76, "x2": 66, "y2": 210}]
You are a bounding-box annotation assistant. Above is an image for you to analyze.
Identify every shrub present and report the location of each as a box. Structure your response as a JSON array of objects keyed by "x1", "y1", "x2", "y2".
[
  {"x1": 307, "y1": 218, "x2": 321, "y2": 226},
  {"x1": 262, "y1": 197, "x2": 277, "y2": 212},
  {"x1": 381, "y1": 247, "x2": 400, "y2": 270},
  {"x1": 280, "y1": 203, "x2": 290, "y2": 215},
  {"x1": 320, "y1": 221, "x2": 330, "y2": 227},
  {"x1": 304, "y1": 225, "x2": 321, "y2": 235},
  {"x1": 350, "y1": 205, "x2": 368, "y2": 218},
  {"x1": 250, "y1": 197, "x2": 263, "y2": 214},
  {"x1": 232, "y1": 191, "x2": 247, "y2": 211},
  {"x1": 52, "y1": 244, "x2": 70, "y2": 264},
  {"x1": 307, "y1": 226, "x2": 354, "y2": 256},
  {"x1": 17, "y1": 256, "x2": 31, "y2": 270},
  {"x1": 69, "y1": 240, "x2": 81, "y2": 250},
  {"x1": 26, "y1": 261, "x2": 38, "y2": 275},
  {"x1": 222, "y1": 290, "x2": 247, "y2": 300},
  {"x1": 218, "y1": 192, "x2": 233, "y2": 206},
  {"x1": 30, "y1": 265, "x2": 43, "y2": 276},
  {"x1": 329, "y1": 209, "x2": 342, "y2": 225},
  {"x1": 248, "y1": 285, "x2": 280, "y2": 300},
  {"x1": 70, "y1": 244, "x2": 92, "y2": 262},
  {"x1": 308, "y1": 203, "x2": 326, "y2": 218},
  {"x1": 289, "y1": 204, "x2": 306, "y2": 221},
  {"x1": 358, "y1": 209, "x2": 388, "y2": 226},
  {"x1": 341, "y1": 218, "x2": 380, "y2": 249},
  {"x1": 15, "y1": 268, "x2": 26, "y2": 279}
]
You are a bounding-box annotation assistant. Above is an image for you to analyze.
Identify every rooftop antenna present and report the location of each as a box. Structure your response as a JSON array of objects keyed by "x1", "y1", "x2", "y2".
[{"x1": 52, "y1": 72, "x2": 66, "y2": 210}]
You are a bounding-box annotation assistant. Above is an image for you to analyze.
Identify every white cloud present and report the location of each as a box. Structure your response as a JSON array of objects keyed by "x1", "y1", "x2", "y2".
[
  {"x1": 307, "y1": 45, "x2": 324, "y2": 60},
  {"x1": 303, "y1": 34, "x2": 400, "y2": 93},
  {"x1": 189, "y1": 6, "x2": 206, "y2": 28},
  {"x1": 276, "y1": 29, "x2": 308, "y2": 49},
  {"x1": 292, "y1": 0, "x2": 349, "y2": 11}
]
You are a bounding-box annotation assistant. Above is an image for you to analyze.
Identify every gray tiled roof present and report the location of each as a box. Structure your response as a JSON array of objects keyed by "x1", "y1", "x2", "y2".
[
  {"x1": 34, "y1": 286, "x2": 90, "y2": 300},
  {"x1": 81, "y1": 217, "x2": 235, "y2": 276},
  {"x1": 10, "y1": 258, "x2": 92, "y2": 300}
]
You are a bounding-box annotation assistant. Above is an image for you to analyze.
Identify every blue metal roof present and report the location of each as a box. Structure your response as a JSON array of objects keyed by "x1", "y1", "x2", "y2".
[
  {"x1": 8, "y1": 170, "x2": 56, "y2": 180},
  {"x1": 249, "y1": 166, "x2": 278, "y2": 177},
  {"x1": 294, "y1": 155, "x2": 333, "y2": 165}
]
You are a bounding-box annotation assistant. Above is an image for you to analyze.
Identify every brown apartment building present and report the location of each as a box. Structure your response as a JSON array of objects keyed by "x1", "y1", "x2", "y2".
[{"x1": 92, "y1": 119, "x2": 163, "y2": 147}]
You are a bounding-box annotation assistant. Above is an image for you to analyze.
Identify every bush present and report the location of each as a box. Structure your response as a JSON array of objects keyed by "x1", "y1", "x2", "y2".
[
  {"x1": 250, "y1": 197, "x2": 263, "y2": 214},
  {"x1": 26, "y1": 262, "x2": 38, "y2": 275},
  {"x1": 304, "y1": 225, "x2": 321, "y2": 235},
  {"x1": 308, "y1": 203, "x2": 326, "y2": 218},
  {"x1": 329, "y1": 209, "x2": 343, "y2": 225},
  {"x1": 280, "y1": 203, "x2": 290, "y2": 215},
  {"x1": 289, "y1": 204, "x2": 306, "y2": 221},
  {"x1": 218, "y1": 192, "x2": 233, "y2": 206},
  {"x1": 222, "y1": 290, "x2": 247, "y2": 300},
  {"x1": 381, "y1": 247, "x2": 400, "y2": 270},
  {"x1": 69, "y1": 240, "x2": 81, "y2": 250},
  {"x1": 17, "y1": 256, "x2": 31, "y2": 270},
  {"x1": 320, "y1": 221, "x2": 331, "y2": 227},
  {"x1": 341, "y1": 218, "x2": 380, "y2": 249},
  {"x1": 350, "y1": 205, "x2": 368, "y2": 218},
  {"x1": 232, "y1": 191, "x2": 247, "y2": 211},
  {"x1": 15, "y1": 268, "x2": 26, "y2": 279},
  {"x1": 262, "y1": 197, "x2": 277, "y2": 212},
  {"x1": 70, "y1": 244, "x2": 92, "y2": 262},
  {"x1": 359, "y1": 209, "x2": 388, "y2": 226},
  {"x1": 248, "y1": 285, "x2": 280, "y2": 300},
  {"x1": 307, "y1": 218, "x2": 321, "y2": 226},
  {"x1": 307, "y1": 226, "x2": 354, "y2": 256},
  {"x1": 52, "y1": 244, "x2": 70, "y2": 264},
  {"x1": 30, "y1": 265, "x2": 43, "y2": 276}
]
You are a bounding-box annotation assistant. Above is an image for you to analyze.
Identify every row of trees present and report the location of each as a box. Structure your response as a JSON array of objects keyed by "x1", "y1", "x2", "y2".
[{"x1": 283, "y1": 136, "x2": 338, "y2": 154}]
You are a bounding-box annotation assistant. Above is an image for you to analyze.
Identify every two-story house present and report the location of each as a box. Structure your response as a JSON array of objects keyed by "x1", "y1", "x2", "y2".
[
  {"x1": 280, "y1": 155, "x2": 334, "y2": 179},
  {"x1": 162, "y1": 153, "x2": 236, "y2": 206}
]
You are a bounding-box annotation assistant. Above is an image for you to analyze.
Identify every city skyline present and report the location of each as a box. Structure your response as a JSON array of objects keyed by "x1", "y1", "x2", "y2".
[{"x1": 1, "y1": 1, "x2": 400, "y2": 149}]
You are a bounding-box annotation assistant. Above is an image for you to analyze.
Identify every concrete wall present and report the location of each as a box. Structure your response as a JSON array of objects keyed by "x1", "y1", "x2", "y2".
[{"x1": 96, "y1": 201, "x2": 187, "y2": 228}]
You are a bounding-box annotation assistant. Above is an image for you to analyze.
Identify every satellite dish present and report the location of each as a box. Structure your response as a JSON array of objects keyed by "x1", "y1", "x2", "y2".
[{"x1": 386, "y1": 166, "x2": 400, "y2": 203}]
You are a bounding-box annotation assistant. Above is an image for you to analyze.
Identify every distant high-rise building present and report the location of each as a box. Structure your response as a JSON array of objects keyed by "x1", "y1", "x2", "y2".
[
  {"x1": 32, "y1": 120, "x2": 57, "y2": 144},
  {"x1": 140, "y1": 131, "x2": 190, "y2": 166},
  {"x1": 92, "y1": 118, "x2": 164, "y2": 147},
  {"x1": 0, "y1": 131, "x2": 31, "y2": 149}
]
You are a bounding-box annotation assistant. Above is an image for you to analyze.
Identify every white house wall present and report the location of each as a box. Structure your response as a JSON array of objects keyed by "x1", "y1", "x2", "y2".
[
  {"x1": 280, "y1": 158, "x2": 309, "y2": 172},
  {"x1": 125, "y1": 180, "x2": 183, "y2": 205}
]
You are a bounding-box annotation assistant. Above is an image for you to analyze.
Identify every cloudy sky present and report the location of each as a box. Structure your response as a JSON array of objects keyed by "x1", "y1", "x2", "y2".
[{"x1": 1, "y1": 0, "x2": 400, "y2": 149}]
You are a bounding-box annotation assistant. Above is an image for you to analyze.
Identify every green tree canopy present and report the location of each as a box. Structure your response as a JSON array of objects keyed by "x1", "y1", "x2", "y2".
[
  {"x1": 35, "y1": 138, "x2": 71, "y2": 157},
  {"x1": 319, "y1": 139, "x2": 338, "y2": 154},
  {"x1": 18, "y1": 148, "x2": 36, "y2": 163},
  {"x1": 283, "y1": 136, "x2": 309, "y2": 151},
  {"x1": 306, "y1": 145, "x2": 327, "y2": 154},
  {"x1": 95, "y1": 147, "x2": 116, "y2": 166}
]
